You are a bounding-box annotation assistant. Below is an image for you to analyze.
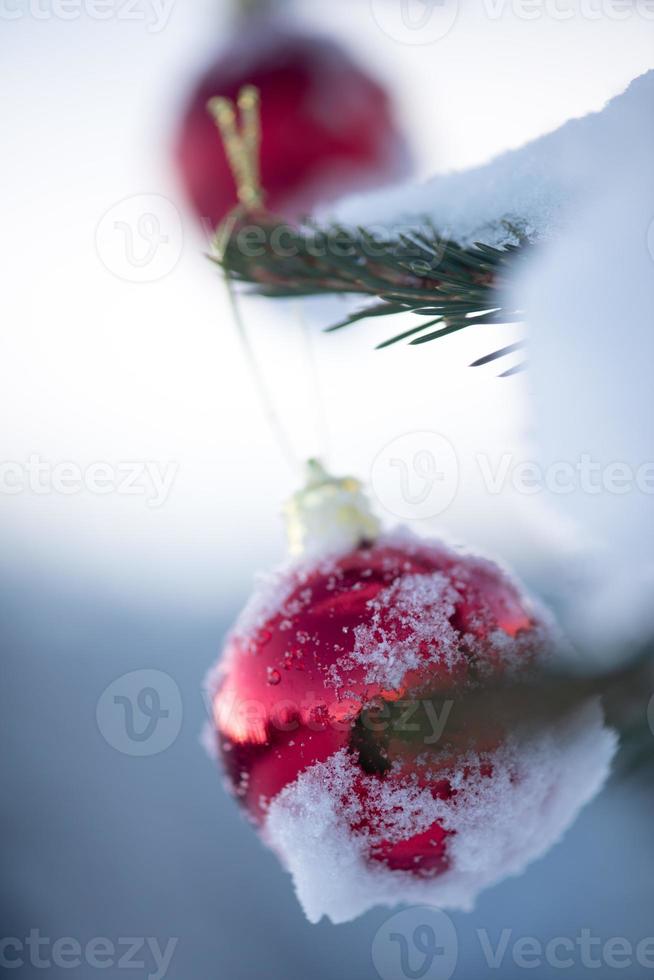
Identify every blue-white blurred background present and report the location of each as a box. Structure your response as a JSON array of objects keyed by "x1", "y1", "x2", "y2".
[{"x1": 2, "y1": 2, "x2": 654, "y2": 978}]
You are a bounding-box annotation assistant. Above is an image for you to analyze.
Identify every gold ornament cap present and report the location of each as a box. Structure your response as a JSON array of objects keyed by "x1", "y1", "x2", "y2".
[{"x1": 284, "y1": 459, "x2": 380, "y2": 558}]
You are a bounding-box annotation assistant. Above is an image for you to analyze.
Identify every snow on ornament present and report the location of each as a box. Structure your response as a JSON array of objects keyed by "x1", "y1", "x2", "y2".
[
  {"x1": 175, "y1": 9, "x2": 408, "y2": 228},
  {"x1": 206, "y1": 462, "x2": 616, "y2": 923}
]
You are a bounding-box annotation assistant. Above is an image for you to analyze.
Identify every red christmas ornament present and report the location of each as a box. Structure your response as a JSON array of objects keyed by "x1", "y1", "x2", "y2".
[
  {"x1": 176, "y1": 17, "x2": 408, "y2": 227},
  {"x1": 213, "y1": 528, "x2": 539, "y2": 826},
  {"x1": 205, "y1": 464, "x2": 616, "y2": 923}
]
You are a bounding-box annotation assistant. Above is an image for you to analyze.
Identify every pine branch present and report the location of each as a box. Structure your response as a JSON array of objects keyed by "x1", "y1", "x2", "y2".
[
  {"x1": 355, "y1": 648, "x2": 654, "y2": 776},
  {"x1": 213, "y1": 216, "x2": 532, "y2": 361}
]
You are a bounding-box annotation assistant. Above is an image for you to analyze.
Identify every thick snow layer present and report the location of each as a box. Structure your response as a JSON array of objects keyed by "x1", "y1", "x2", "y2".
[
  {"x1": 505, "y1": 74, "x2": 654, "y2": 663},
  {"x1": 331, "y1": 70, "x2": 654, "y2": 665},
  {"x1": 331, "y1": 71, "x2": 654, "y2": 247},
  {"x1": 265, "y1": 700, "x2": 616, "y2": 924}
]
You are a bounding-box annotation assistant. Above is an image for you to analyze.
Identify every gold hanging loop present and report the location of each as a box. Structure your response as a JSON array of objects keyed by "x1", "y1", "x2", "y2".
[
  {"x1": 206, "y1": 86, "x2": 300, "y2": 474},
  {"x1": 206, "y1": 86, "x2": 330, "y2": 478},
  {"x1": 208, "y1": 85, "x2": 265, "y2": 215}
]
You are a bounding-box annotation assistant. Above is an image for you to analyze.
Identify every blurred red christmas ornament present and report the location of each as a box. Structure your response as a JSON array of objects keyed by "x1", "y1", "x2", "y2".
[
  {"x1": 205, "y1": 463, "x2": 614, "y2": 923},
  {"x1": 176, "y1": 17, "x2": 408, "y2": 227}
]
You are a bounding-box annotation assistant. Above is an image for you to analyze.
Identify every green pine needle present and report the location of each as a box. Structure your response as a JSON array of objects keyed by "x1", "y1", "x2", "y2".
[{"x1": 215, "y1": 216, "x2": 532, "y2": 358}]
